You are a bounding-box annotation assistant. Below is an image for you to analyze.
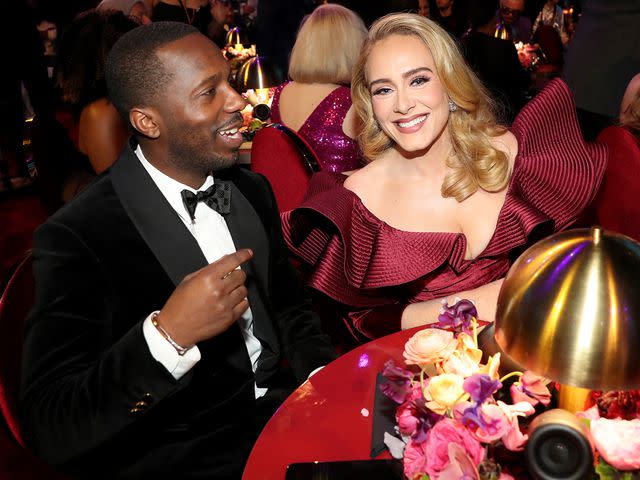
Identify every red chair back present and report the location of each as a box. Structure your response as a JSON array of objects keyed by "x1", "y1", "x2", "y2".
[
  {"x1": 250, "y1": 123, "x2": 321, "y2": 212},
  {"x1": 533, "y1": 25, "x2": 563, "y2": 68},
  {"x1": 594, "y1": 126, "x2": 640, "y2": 241},
  {"x1": 0, "y1": 252, "x2": 33, "y2": 447}
]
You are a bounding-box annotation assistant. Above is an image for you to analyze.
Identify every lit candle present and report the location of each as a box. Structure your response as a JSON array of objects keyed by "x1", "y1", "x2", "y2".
[
  {"x1": 234, "y1": 43, "x2": 243, "y2": 51},
  {"x1": 255, "y1": 88, "x2": 269, "y2": 104}
]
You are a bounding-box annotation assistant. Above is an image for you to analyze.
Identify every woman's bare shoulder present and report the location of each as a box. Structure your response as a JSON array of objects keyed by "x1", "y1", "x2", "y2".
[{"x1": 343, "y1": 157, "x2": 390, "y2": 193}]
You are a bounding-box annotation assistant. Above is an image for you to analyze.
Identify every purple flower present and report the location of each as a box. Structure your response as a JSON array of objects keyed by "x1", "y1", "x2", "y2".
[
  {"x1": 460, "y1": 405, "x2": 485, "y2": 431},
  {"x1": 464, "y1": 374, "x2": 502, "y2": 404},
  {"x1": 380, "y1": 360, "x2": 414, "y2": 404},
  {"x1": 400, "y1": 395, "x2": 443, "y2": 443},
  {"x1": 461, "y1": 404, "x2": 510, "y2": 442},
  {"x1": 438, "y1": 299, "x2": 478, "y2": 334}
]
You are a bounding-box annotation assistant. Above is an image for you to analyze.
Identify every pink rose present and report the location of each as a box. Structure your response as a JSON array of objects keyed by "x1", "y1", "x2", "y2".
[
  {"x1": 403, "y1": 440, "x2": 428, "y2": 479},
  {"x1": 424, "y1": 418, "x2": 485, "y2": 479},
  {"x1": 577, "y1": 405, "x2": 600, "y2": 421},
  {"x1": 404, "y1": 328, "x2": 457, "y2": 366},
  {"x1": 591, "y1": 418, "x2": 640, "y2": 470}
]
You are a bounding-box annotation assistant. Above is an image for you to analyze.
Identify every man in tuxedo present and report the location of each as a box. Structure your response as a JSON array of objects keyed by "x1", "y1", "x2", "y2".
[{"x1": 20, "y1": 21, "x2": 336, "y2": 479}]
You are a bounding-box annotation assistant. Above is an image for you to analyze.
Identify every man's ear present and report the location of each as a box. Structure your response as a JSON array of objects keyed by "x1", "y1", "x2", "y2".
[{"x1": 129, "y1": 107, "x2": 162, "y2": 139}]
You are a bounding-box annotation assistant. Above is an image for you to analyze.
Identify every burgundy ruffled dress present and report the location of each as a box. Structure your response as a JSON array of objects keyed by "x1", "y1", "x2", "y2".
[
  {"x1": 270, "y1": 82, "x2": 362, "y2": 173},
  {"x1": 281, "y1": 79, "x2": 607, "y2": 340}
]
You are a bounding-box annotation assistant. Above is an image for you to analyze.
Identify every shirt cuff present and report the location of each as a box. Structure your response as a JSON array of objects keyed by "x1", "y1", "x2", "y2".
[
  {"x1": 308, "y1": 366, "x2": 324, "y2": 379},
  {"x1": 142, "y1": 311, "x2": 201, "y2": 379}
]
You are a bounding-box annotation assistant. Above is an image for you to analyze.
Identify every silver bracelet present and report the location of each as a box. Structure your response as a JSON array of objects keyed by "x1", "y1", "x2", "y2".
[{"x1": 151, "y1": 313, "x2": 190, "y2": 356}]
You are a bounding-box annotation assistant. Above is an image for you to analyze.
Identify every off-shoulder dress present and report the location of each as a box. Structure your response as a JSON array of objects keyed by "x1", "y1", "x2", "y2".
[{"x1": 281, "y1": 79, "x2": 607, "y2": 340}]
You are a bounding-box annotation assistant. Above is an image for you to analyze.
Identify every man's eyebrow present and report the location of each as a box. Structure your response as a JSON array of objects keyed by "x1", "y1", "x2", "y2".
[
  {"x1": 193, "y1": 72, "x2": 221, "y2": 92},
  {"x1": 368, "y1": 67, "x2": 433, "y2": 89}
]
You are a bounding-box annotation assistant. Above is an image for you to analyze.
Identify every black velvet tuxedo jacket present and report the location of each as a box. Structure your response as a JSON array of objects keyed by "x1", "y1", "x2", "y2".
[{"x1": 20, "y1": 140, "x2": 336, "y2": 479}]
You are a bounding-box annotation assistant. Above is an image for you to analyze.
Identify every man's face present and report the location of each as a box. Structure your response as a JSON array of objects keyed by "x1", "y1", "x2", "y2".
[
  {"x1": 155, "y1": 33, "x2": 246, "y2": 176},
  {"x1": 500, "y1": 0, "x2": 524, "y2": 25}
]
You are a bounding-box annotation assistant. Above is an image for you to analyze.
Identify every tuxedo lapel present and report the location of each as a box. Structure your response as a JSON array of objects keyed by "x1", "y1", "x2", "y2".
[
  {"x1": 110, "y1": 141, "x2": 208, "y2": 286},
  {"x1": 111, "y1": 144, "x2": 252, "y2": 376},
  {"x1": 224, "y1": 179, "x2": 280, "y2": 380}
]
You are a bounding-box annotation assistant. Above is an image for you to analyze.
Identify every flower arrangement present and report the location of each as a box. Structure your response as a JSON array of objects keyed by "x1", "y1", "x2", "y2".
[
  {"x1": 223, "y1": 43, "x2": 257, "y2": 75},
  {"x1": 514, "y1": 42, "x2": 542, "y2": 71},
  {"x1": 380, "y1": 299, "x2": 640, "y2": 479}
]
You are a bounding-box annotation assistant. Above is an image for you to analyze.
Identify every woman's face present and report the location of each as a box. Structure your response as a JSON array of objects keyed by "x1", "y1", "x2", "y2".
[{"x1": 366, "y1": 34, "x2": 451, "y2": 155}]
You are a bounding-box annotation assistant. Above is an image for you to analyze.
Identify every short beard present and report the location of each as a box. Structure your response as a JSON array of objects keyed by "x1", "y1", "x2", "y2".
[{"x1": 166, "y1": 133, "x2": 239, "y2": 177}]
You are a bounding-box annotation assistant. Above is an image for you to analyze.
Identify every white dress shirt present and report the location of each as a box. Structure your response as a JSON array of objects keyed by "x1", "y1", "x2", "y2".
[{"x1": 135, "y1": 146, "x2": 267, "y2": 398}]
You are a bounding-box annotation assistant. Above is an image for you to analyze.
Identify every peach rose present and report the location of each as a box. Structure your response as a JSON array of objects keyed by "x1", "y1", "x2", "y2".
[
  {"x1": 441, "y1": 333, "x2": 483, "y2": 377},
  {"x1": 404, "y1": 328, "x2": 457, "y2": 366},
  {"x1": 479, "y1": 353, "x2": 501, "y2": 381}
]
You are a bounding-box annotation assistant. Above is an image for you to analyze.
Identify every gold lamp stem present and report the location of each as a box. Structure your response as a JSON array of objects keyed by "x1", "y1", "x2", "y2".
[{"x1": 558, "y1": 385, "x2": 591, "y2": 413}]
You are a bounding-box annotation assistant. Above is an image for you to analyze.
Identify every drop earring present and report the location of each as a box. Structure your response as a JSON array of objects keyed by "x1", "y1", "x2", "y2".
[{"x1": 448, "y1": 100, "x2": 458, "y2": 112}]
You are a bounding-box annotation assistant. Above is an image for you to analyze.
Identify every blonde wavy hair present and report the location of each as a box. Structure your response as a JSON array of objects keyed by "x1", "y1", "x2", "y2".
[
  {"x1": 351, "y1": 13, "x2": 510, "y2": 202},
  {"x1": 288, "y1": 4, "x2": 367, "y2": 85}
]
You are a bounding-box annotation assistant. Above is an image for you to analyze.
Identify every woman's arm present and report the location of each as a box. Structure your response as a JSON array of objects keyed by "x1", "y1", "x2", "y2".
[{"x1": 401, "y1": 278, "x2": 505, "y2": 329}]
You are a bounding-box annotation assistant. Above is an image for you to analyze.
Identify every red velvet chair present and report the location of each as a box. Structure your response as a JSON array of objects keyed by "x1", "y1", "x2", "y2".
[
  {"x1": 533, "y1": 25, "x2": 563, "y2": 69},
  {"x1": 593, "y1": 126, "x2": 640, "y2": 241},
  {"x1": 0, "y1": 252, "x2": 71, "y2": 479},
  {"x1": 250, "y1": 123, "x2": 321, "y2": 212}
]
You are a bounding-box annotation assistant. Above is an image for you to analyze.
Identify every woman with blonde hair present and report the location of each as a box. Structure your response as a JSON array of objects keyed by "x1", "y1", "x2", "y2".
[
  {"x1": 281, "y1": 13, "x2": 607, "y2": 342},
  {"x1": 269, "y1": 3, "x2": 367, "y2": 172}
]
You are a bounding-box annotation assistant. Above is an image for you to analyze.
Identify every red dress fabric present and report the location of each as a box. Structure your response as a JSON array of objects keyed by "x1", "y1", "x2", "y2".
[
  {"x1": 593, "y1": 126, "x2": 640, "y2": 241},
  {"x1": 281, "y1": 79, "x2": 607, "y2": 340}
]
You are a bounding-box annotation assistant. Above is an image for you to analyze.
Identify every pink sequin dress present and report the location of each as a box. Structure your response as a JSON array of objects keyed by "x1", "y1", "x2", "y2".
[{"x1": 270, "y1": 82, "x2": 362, "y2": 173}]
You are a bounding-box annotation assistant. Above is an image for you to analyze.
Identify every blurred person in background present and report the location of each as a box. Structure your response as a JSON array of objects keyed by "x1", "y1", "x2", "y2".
[
  {"x1": 96, "y1": 0, "x2": 153, "y2": 24},
  {"x1": 430, "y1": 0, "x2": 466, "y2": 38},
  {"x1": 57, "y1": 9, "x2": 138, "y2": 175},
  {"x1": 620, "y1": 73, "x2": 640, "y2": 135},
  {"x1": 563, "y1": 0, "x2": 640, "y2": 141},
  {"x1": 254, "y1": 0, "x2": 314, "y2": 77},
  {"x1": 269, "y1": 3, "x2": 367, "y2": 172},
  {"x1": 152, "y1": 0, "x2": 232, "y2": 46},
  {"x1": 462, "y1": 0, "x2": 530, "y2": 123},
  {"x1": 496, "y1": 0, "x2": 531, "y2": 42},
  {"x1": 531, "y1": 0, "x2": 565, "y2": 42},
  {"x1": 0, "y1": 0, "x2": 53, "y2": 190}
]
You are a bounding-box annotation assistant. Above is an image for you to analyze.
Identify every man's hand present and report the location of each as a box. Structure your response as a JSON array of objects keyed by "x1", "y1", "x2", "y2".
[{"x1": 155, "y1": 249, "x2": 253, "y2": 347}]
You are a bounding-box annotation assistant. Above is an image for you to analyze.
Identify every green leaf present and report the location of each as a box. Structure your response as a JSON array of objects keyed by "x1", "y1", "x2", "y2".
[
  {"x1": 596, "y1": 458, "x2": 640, "y2": 480},
  {"x1": 595, "y1": 459, "x2": 620, "y2": 480}
]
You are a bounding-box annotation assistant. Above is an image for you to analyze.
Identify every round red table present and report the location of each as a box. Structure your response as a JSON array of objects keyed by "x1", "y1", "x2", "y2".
[{"x1": 242, "y1": 328, "x2": 422, "y2": 479}]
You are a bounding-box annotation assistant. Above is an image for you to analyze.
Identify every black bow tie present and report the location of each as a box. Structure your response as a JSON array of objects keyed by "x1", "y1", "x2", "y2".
[{"x1": 181, "y1": 181, "x2": 232, "y2": 221}]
